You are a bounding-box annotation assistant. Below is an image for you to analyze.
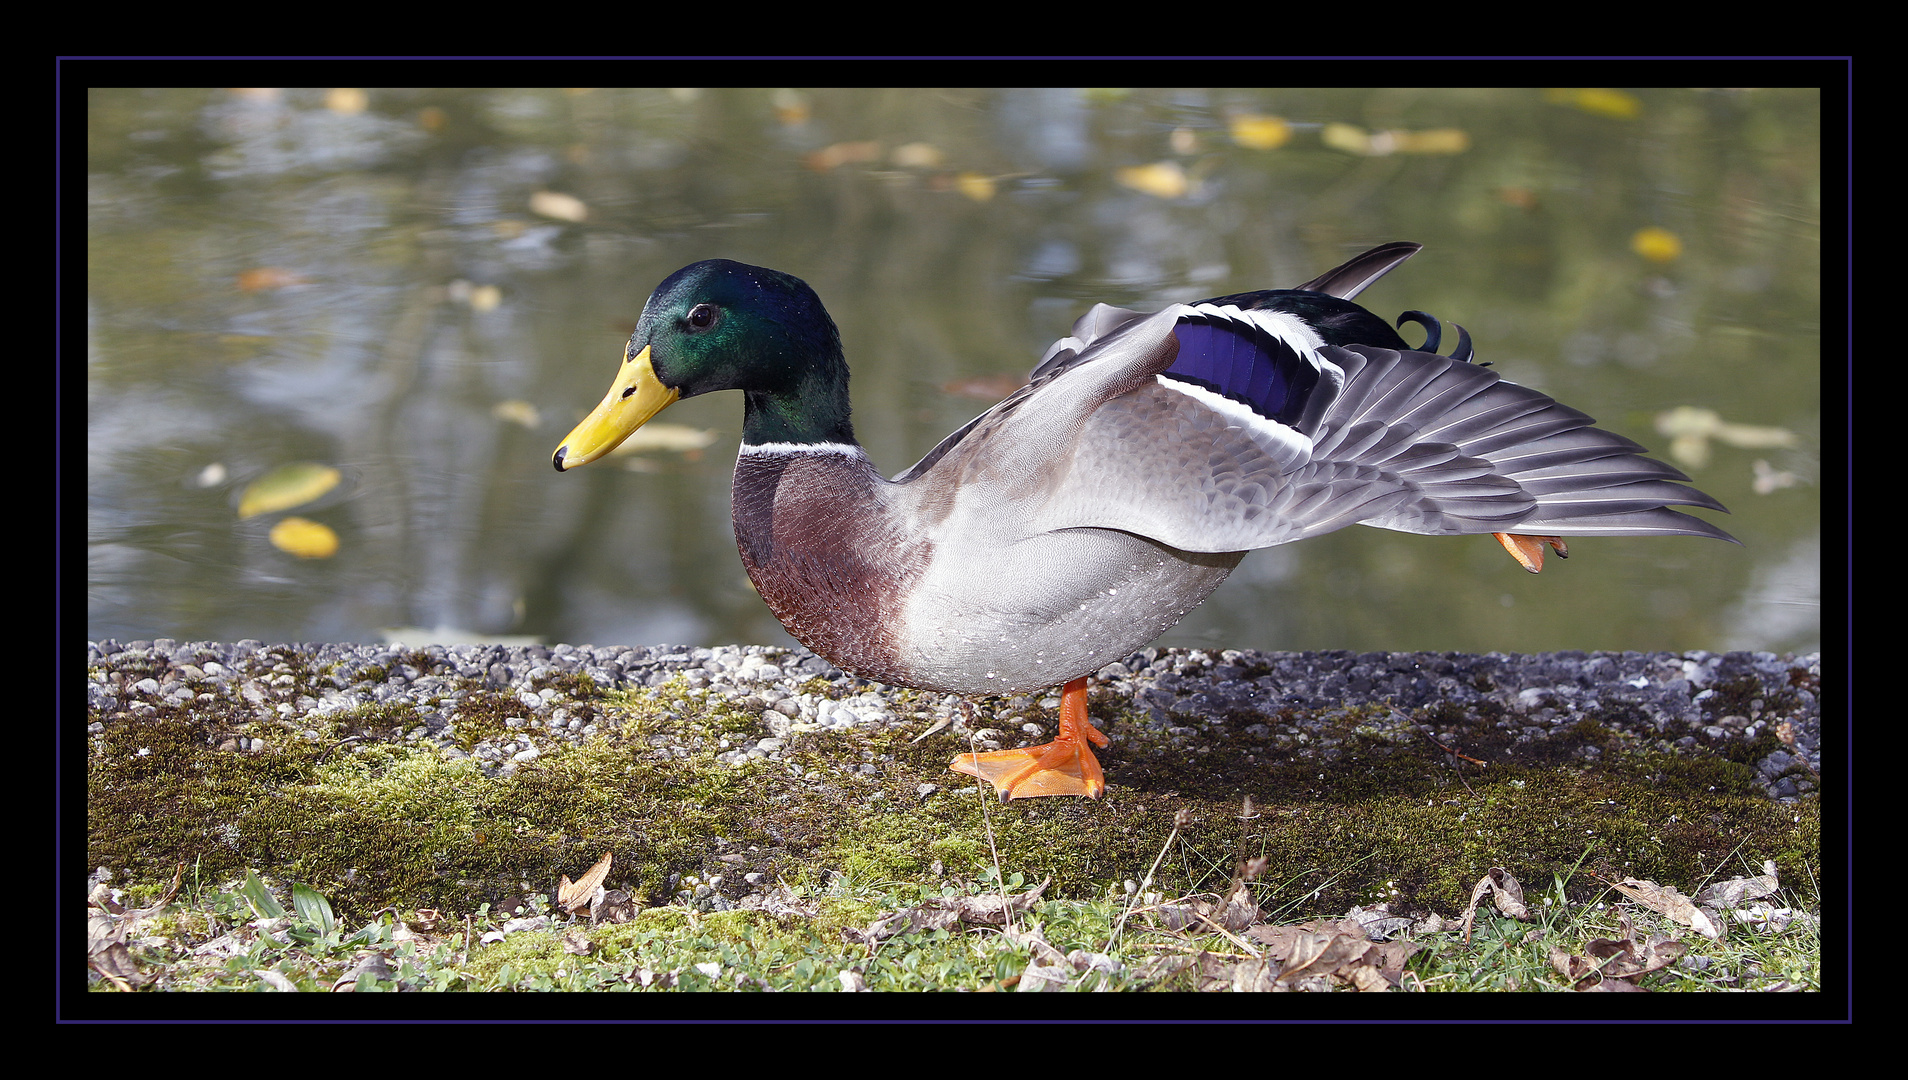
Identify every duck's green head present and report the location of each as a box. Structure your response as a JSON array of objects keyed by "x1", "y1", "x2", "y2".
[{"x1": 553, "y1": 259, "x2": 852, "y2": 471}]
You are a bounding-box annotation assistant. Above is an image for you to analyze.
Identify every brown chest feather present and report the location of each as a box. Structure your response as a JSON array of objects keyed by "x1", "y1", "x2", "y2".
[{"x1": 732, "y1": 453, "x2": 928, "y2": 685}]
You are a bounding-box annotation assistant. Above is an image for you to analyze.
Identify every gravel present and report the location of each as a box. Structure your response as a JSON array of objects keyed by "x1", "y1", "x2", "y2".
[{"x1": 85, "y1": 639, "x2": 1822, "y2": 803}]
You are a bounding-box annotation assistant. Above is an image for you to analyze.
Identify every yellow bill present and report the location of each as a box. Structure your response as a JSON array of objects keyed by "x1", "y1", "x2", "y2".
[{"x1": 552, "y1": 345, "x2": 680, "y2": 471}]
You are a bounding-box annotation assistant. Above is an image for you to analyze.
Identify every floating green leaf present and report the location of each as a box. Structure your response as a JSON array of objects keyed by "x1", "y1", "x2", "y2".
[{"x1": 238, "y1": 462, "x2": 341, "y2": 518}]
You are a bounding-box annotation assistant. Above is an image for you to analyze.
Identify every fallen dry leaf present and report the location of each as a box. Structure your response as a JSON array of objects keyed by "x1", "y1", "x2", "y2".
[
  {"x1": 557, "y1": 851, "x2": 613, "y2": 915},
  {"x1": 843, "y1": 877, "x2": 1050, "y2": 945},
  {"x1": 1461, "y1": 866, "x2": 1534, "y2": 942},
  {"x1": 1245, "y1": 917, "x2": 1421, "y2": 991},
  {"x1": 87, "y1": 862, "x2": 186, "y2": 990},
  {"x1": 1696, "y1": 860, "x2": 1781, "y2": 909},
  {"x1": 329, "y1": 951, "x2": 395, "y2": 992},
  {"x1": 1606, "y1": 875, "x2": 1724, "y2": 940},
  {"x1": 1551, "y1": 911, "x2": 1688, "y2": 990},
  {"x1": 1135, "y1": 948, "x2": 1262, "y2": 991}
]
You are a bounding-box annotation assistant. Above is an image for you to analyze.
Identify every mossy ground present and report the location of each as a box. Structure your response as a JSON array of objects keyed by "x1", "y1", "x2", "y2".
[{"x1": 85, "y1": 652, "x2": 1821, "y2": 993}]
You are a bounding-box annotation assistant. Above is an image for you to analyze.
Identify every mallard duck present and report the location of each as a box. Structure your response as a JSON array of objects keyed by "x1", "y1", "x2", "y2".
[{"x1": 553, "y1": 243, "x2": 1735, "y2": 800}]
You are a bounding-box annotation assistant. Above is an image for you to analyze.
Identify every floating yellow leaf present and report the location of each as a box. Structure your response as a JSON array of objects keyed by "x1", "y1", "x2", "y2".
[
  {"x1": 1752, "y1": 459, "x2": 1801, "y2": 495},
  {"x1": 1631, "y1": 226, "x2": 1684, "y2": 263},
  {"x1": 491, "y1": 400, "x2": 541, "y2": 429},
  {"x1": 235, "y1": 267, "x2": 310, "y2": 292},
  {"x1": 269, "y1": 516, "x2": 339, "y2": 559},
  {"x1": 1654, "y1": 405, "x2": 1796, "y2": 469},
  {"x1": 325, "y1": 88, "x2": 368, "y2": 115},
  {"x1": 805, "y1": 141, "x2": 882, "y2": 171},
  {"x1": 1546, "y1": 87, "x2": 1642, "y2": 120},
  {"x1": 1228, "y1": 113, "x2": 1291, "y2": 150},
  {"x1": 1391, "y1": 128, "x2": 1469, "y2": 154},
  {"x1": 1321, "y1": 122, "x2": 1373, "y2": 154},
  {"x1": 529, "y1": 190, "x2": 588, "y2": 223},
  {"x1": 891, "y1": 142, "x2": 944, "y2": 169},
  {"x1": 772, "y1": 88, "x2": 809, "y2": 126},
  {"x1": 1322, "y1": 123, "x2": 1469, "y2": 156},
  {"x1": 1497, "y1": 186, "x2": 1539, "y2": 210},
  {"x1": 956, "y1": 172, "x2": 996, "y2": 202},
  {"x1": 610, "y1": 422, "x2": 719, "y2": 455},
  {"x1": 238, "y1": 463, "x2": 341, "y2": 519},
  {"x1": 445, "y1": 279, "x2": 503, "y2": 311},
  {"x1": 1115, "y1": 161, "x2": 1190, "y2": 199}
]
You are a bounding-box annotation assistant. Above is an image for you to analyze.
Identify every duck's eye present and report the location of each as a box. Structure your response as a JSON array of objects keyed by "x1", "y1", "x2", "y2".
[{"x1": 685, "y1": 304, "x2": 719, "y2": 331}]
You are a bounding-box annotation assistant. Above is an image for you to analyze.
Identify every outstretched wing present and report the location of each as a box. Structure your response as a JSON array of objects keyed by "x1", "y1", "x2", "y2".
[{"x1": 1021, "y1": 304, "x2": 1733, "y2": 551}]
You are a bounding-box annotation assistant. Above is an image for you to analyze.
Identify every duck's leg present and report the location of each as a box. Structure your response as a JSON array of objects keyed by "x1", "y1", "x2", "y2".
[
  {"x1": 950, "y1": 677, "x2": 1107, "y2": 800},
  {"x1": 1494, "y1": 532, "x2": 1568, "y2": 574}
]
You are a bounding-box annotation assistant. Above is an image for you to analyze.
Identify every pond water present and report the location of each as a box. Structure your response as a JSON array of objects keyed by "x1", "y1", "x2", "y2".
[{"x1": 84, "y1": 86, "x2": 1821, "y2": 656}]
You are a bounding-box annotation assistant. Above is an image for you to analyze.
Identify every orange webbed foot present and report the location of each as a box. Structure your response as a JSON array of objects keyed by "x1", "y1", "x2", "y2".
[
  {"x1": 950, "y1": 677, "x2": 1106, "y2": 800},
  {"x1": 1494, "y1": 532, "x2": 1568, "y2": 574}
]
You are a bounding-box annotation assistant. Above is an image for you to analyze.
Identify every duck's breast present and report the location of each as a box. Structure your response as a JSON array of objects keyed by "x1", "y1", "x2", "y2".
[{"x1": 732, "y1": 446, "x2": 928, "y2": 686}]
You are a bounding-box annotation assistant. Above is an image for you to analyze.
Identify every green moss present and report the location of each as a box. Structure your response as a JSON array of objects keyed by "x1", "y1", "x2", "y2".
[{"x1": 89, "y1": 656, "x2": 1818, "y2": 939}]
